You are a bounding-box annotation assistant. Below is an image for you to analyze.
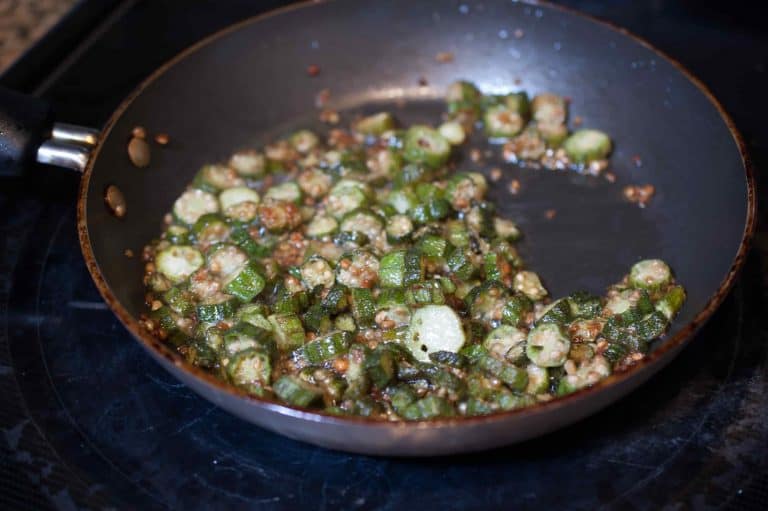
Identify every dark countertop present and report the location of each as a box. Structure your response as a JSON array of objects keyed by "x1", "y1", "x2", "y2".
[{"x1": 0, "y1": 0, "x2": 76, "y2": 71}]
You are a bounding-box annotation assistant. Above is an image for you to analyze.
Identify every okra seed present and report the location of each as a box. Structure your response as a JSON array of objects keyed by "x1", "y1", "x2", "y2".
[
  {"x1": 131, "y1": 126, "x2": 147, "y2": 139},
  {"x1": 128, "y1": 136, "x2": 151, "y2": 168},
  {"x1": 104, "y1": 185, "x2": 127, "y2": 218}
]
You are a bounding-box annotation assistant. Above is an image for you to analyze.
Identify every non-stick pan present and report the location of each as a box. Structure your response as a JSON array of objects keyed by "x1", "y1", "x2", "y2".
[{"x1": 0, "y1": 0, "x2": 754, "y2": 456}]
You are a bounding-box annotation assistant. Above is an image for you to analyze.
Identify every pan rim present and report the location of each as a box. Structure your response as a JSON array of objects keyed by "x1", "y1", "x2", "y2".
[{"x1": 77, "y1": 0, "x2": 757, "y2": 430}]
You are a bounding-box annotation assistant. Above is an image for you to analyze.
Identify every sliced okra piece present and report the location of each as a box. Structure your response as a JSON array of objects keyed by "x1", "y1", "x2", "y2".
[
  {"x1": 465, "y1": 201, "x2": 496, "y2": 237},
  {"x1": 567, "y1": 290, "x2": 602, "y2": 318},
  {"x1": 353, "y1": 112, "x2": 395, "y2": 135},
  {"x1": 402, "y1": 125, "x2": 451, "y2": 168},
  {"x1": 401, "y1": 395, "x2": 455, "y2": 420},
  {"x1": 655, "y1": 285, "x2": 686, "y2": 320},
  {"x1": 504, "y1": 91, "x2": 530, "y2": 118},
  {"x1": 493, "y1": 217, "x2": 521, "y2": 241},
  {"x1": 385, "y1": 214, "x2": 414, "y2": 243},
  {"x1": 221, "y1": 322, "x2": 274, "y2": 358},
  {"x1": 446, "y1": 80, "x2": 482, "y2": 118},
  {"x1": 428, "y1": 350, "x2": 467, "y2": 368},
  {"x1": 229, "y1": 149, "x2": 265, "y2": 178},
  {"x1": 557, "y1": 355, "x2": 611, "y2": 395},
  {"x1": 563, "y1": 129, "x2": 612, "y2": 164},
  {"x1": 343, "y1": 343, "x2": 371, "y2": 398},
  {"x1": 446, "y1": 247, "x2": 477, "y2": 280},
  {"x1": 334, "y1": 314, "x2": 357, "y2": 332},
  {"x1": 525, "y1": 364, "x2": 549, "y2": 394},
  {"x1": 155, "y1": 245, "x2": 204, "y2": 283},
  {"x1": 299, "y1": 256, "x2": 335, "y2": 289},
  {"x1": 320, "y1": 284, "x2": 349, "y2": 314},
  {"x1": 537, "y1": 298, "x2": 573, "y2": 325},
  {"x1": 227, "y1": 348, "x2": 272, "y2": 387},
  {"x1": 484, "y1": 104, "x2": 524, "y2": 138},
  {"x1": 483, "y1": 325, "x2": 527, "y2": 364},
  {"x1": 162, "y1": 286, "x2": 196, "y2": 316},
  {"x1": 531, "y1": 93, "x2": 567, "y2": 126},
  {"x1": 526, "y1": 323, "x2": 570, "y2": 367},
  {"x1": 184, "y1": 338, "x2": 219, "y2": 369},
  {"x1": 192, "y1": 213, "x2": 231, "y2": 246},
  {"x1": 502, "y1": 294, "x2": 533, "y2": 327},
  {"x1": 219, "y1": 186, "x2": 260, "y2": 222},
  {"x1": 206, "y1": 244, "x2": 248, "y2": 277},
  {"x1": 393, "y1": 162, "x2": 431, "y2": 189},
  {"x1": 326, "y1": 179, "x2": 370, "y2": 219},
  {"x1": 335, "y1": 249, "x2": 379, "y2": 289},
  {"x1": 289, "y1": 129, "x2": 319, "y2": 153},
  {"x1": 235, "y1": 303, "x2": 273, "y2": 331},
  {"x1": 196, "y1": 294, "x2": 239, "y2": 323},
  {"x1": 305, "y1": 214, "x2": 339, "y2": 239},
  {"x1": 475, "y1": 352, "x2": 528, "y2": 390},
  {"x1": 193, "y1": 164, "x2": 244, "y2": 192},
  {"x1": 446, "y1": 172, "x2": 487, "y2": 211},
  {"x1": 629, "y1": 259, "x2": 672, "y2": 291},
  {"x1": 224, "y1": 261, "x2": 266, "y2": 302},
  {"x1": 385, "y1": 187, "x2": 418, "y2": 214},
  {"x1": 406, "y1": 305, "x2": 466, "y2": 362},
  {"x1": 165, "y1": 224, "x2": 193, "y2": 245},
  {"x1": 229, "y1": 227, "x2": 271, "y2": 258},
  {"x1": 268, "y1": 313, "x2": 306, "y2": 351},
  {"x1": 513, "y1": 270, "x2": 548, "y2": 301},
  {"x1": 264, "y1": 181, "x2": 303, "y2": 204},
  {"x1": 339, "y1": 209, "x2": 384, "y2": 242},
  {"x1": 364, "y1": 345, "x2": 396, "y2": 389},
  {"x1": 273, "y1": 375, "x2": 323, "y2": 407},
  {"x1": 302, "y1": 303, "x2": 332, "y2": 333},
  {"x1": 635, "y1": 311, "x2": 669, "y2": 341},
  {"x1": 173, "y1": 189, "x2": 219, "y2": 226},
  {"x1": 385, "y1": 384, "x2": 417, "y2": 415},
  {"x1": 294, "y1": 330, "x2": 351, "y2": 365},
  {"x1": 350, "y1": 288, "x2": 375, "y2": 327},
  {"x1": 438, "y1": 121, "x2": 466, "y2": 145}
]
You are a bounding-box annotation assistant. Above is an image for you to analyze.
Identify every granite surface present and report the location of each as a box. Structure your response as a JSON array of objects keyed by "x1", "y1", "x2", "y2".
[{"x1": 0, "y1": 0, "x2": 76, "y2": 71}]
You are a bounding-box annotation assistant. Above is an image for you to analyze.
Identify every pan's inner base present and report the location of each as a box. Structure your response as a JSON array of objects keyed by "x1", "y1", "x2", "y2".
[{"x1": 6, "y1": 196, "x2": 766, "y2": 508}]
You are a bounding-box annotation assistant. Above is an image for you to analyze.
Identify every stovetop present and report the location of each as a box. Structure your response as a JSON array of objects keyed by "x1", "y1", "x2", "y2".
[{"x1": 1, "y1": 1, "x2": 767, "y2": 510}]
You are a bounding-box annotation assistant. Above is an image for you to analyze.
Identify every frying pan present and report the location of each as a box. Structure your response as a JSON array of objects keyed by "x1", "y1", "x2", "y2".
[{"x1": 0, "y1": 0, "x2": 754, "y2": 456}]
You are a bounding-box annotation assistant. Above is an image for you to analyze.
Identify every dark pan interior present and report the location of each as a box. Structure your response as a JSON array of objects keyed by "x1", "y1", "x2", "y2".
[{"x1": 83, "y1": 0, "x2": 749, "y2": 355}]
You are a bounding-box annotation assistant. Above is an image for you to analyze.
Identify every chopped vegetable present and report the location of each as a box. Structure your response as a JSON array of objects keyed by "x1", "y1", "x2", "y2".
[{"x1": 144, "y1": 101, "x2": 685, "y2": 419}]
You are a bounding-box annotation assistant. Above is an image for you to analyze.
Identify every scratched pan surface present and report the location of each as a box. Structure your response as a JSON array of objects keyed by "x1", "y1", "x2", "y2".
[{"x1": 77, "y1": 0, "x2": 754, "y2": 455}]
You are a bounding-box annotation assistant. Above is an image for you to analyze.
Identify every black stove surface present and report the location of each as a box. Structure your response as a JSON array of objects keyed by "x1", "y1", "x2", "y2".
[{"x1": 1, "y1": 1, "x2": 767, "y2": 510}]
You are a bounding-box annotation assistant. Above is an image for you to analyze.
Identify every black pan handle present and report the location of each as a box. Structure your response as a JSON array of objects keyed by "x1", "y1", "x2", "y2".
[
  {"x1": 0, "y1": 87, "x2": 52, "y2": 176},
  {"x1": 0, "y1": 86, "x2": 99, "y2": 176}
]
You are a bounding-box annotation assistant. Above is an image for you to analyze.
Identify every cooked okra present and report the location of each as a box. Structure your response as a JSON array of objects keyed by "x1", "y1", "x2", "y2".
[
  {"x1": 443, "y1": 81, "x2": 614, "y2": 173},
  {"x1": 142, "y1": 99, "x2": 684, "y2": 420}
]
